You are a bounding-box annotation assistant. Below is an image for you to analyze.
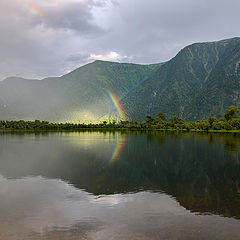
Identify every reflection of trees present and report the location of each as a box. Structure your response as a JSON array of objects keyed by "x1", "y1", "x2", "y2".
[
  {"x1": 143, "y1": 132, "x2": 240, "y2": 218},
  {"x1": 63, "y1": 131, "x2": 240, "y2": 219},
  {"x1": 194, "y1": 133, "x2": 240, "y2": 155}
]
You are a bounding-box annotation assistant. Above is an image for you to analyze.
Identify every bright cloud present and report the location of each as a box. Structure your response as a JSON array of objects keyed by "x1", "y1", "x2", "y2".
[{"x1": 89, "y1": 51, "x2": 129, "y2": 62}]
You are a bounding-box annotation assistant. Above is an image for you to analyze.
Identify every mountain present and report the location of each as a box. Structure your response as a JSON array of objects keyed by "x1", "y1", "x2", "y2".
[
  {"x1": 0, "y1": 61, "x2": 161, "y2": 122},
  {"x1": 0, "y1": 37, "x2": 239, "y2": 122},
  {"x1": 122, "y1": 37, "x2": 240, "y2": 121}
]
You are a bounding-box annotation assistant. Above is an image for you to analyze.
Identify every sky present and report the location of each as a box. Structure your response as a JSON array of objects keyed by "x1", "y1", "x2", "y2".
[{"x1": 0, "y1": 0, "x2": 239, "y2": 80}]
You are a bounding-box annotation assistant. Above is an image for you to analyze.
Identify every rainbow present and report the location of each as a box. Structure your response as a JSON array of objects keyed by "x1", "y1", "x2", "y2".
[
  {"x1": 109, "y1": 134, "x2": 125, "y2": 165},
  {"x1": 17, "y1": 0, "x2": 44, "y2": 18},
  {"x1": 107, "y1": 90, "x2": 126, "y2": 120}
]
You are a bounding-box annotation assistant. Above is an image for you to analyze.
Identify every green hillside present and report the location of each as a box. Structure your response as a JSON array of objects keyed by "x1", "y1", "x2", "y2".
[
  {"x1": 122, "y1": 37, "x2": 240, "y2": 121},
  {"x1": 0, "y1": 37, "x2": 239, "y2": 122},
  {"x1": 0, "y1": 61, "x2": 161, "y2": 122}
]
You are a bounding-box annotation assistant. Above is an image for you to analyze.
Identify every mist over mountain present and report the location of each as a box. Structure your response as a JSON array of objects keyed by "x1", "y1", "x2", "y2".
[
  {"x1": 0, "y1": 61, "x2": 160, "y2": 122},
  {"x1": 0, "y1": 37, "x2": 239, "y2": 122}
]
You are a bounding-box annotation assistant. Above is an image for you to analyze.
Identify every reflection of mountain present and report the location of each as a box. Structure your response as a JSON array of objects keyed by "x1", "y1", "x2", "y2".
[
  {"x1": 0, "y1": 132, "x2": 239, "y2": 219},
  {"x1": 3, "y1": 175, "x2": 239, "y2": 240}
]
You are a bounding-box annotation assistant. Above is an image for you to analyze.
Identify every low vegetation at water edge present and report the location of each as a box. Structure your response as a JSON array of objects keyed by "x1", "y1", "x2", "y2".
[{"x1": 0, "y1": 106, "x2": 240, "y2": 132}]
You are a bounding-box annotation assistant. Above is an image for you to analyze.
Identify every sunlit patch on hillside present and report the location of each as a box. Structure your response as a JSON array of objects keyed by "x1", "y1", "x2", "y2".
[
  {"x1": 60, "y1": 110, "x2": 100, "y2": 123},
  {"x1": 59, "y1": 109, "x2": 123, "y2": 124}
]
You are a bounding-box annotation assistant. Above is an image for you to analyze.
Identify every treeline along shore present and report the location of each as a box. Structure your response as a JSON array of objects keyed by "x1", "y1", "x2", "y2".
[{"x1": 0, "y1": 106, "x2": 240, "y2": 132}]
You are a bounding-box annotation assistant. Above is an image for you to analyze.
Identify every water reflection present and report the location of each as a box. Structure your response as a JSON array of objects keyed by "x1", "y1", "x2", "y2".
[
  {"x1": 1, "y1": 175, "x2": 240, "y2": 240},
  {"x1": 0, "y1": 131, "x2": 240, "y2": 239},
  {"x1": 109, "y1": 133, "x2": 126, "y2": 165}
]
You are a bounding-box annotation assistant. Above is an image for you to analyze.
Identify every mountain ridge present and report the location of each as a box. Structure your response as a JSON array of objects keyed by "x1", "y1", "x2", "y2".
[
  {"x1": 0, "y1": 37, "x2": 239, "y2": 122},
  {"x1": 122, "y1": 37, "x2": 240, "y2": 121},
  {"x1": 0, "y1": 60, "x2": 162, "y2": 122}
]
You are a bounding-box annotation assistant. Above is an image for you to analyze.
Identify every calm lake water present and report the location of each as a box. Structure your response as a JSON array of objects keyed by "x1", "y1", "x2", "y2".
[{"x1": 0, "y1": 131, "x2": 240, "y2": 240}]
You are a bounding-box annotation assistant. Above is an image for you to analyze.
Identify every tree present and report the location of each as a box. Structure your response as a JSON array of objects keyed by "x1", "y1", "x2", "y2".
[
  {"x1": 156, "y1": 112, "x2": 166, "y2": 122},
  {"x1": 146, "y1": 115, "x2": 155, "y2": 124},
  {"x1": 223, "y1": 106, "x2": 239, "y2": 120},
  {"x1": 208, "y1": 116, "x2": 217, "y2": 128},
  {"x1": 170, "y1": 116, "x2": 185, "y2": 124}
]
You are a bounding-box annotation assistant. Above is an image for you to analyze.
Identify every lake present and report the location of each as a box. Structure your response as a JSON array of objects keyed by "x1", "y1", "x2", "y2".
[{"x1": 0, "y1": 131, "x2": 240, "y2": 240}]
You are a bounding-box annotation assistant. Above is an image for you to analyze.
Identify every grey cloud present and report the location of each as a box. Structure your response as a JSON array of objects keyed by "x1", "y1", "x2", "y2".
[
  {"x1": 40, "y1": 0, "x2": 107, "y2": 36},
  {"x1": 0, "y1": 0, "x2": 239, "y2": 80},
  {"x1": 93, "y1": 0, "x2": 240, "y2": 64},
  {"x1": 0, "y1": 0, "x2": 108, "y2": 80},
  {"x1": 66, "y1": 53, "x2": 90, "y2": 63}
]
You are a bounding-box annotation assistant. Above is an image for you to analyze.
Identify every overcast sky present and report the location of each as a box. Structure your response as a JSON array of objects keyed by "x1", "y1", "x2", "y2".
[{"x1": 0, "y1": 0, "x2": 239, "y2": 80}]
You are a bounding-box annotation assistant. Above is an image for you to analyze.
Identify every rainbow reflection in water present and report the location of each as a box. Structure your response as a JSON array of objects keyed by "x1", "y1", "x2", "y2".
[{"x1": 109, "y1": 134, "x2": 126, "y2": 165}]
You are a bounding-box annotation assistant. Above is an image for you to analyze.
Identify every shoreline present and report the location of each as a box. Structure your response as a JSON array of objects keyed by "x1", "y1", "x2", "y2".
[{"x1": 0, "y1": 127, "x2": 240, "y2": 134}]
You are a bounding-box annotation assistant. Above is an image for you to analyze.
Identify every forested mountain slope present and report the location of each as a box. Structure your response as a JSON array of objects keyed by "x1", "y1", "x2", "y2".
[
  {"x1": 0, "y1": 37, "x2": 239, "y2": 122},
  {"x1": 122, "y1": 37, "x2": 240, "y2": 121},
  {"x1": 0, "y1": 61, "x2": 160, "y2": 122}
]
